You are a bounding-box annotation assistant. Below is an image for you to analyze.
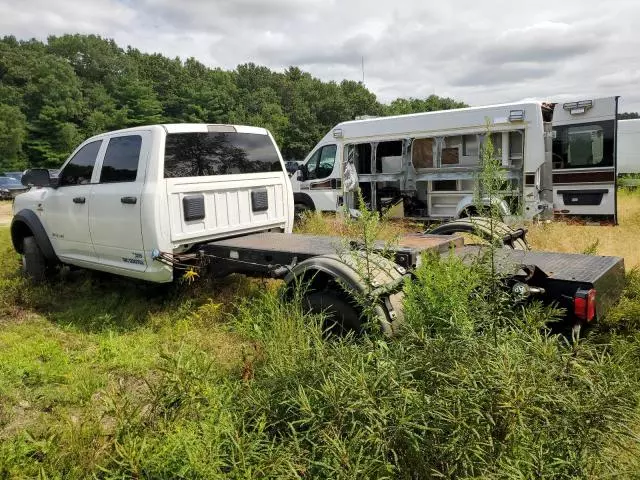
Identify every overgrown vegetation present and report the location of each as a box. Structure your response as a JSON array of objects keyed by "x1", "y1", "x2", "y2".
[
  {"x1": 2, "y1": 220, "x2": 640, "y2": 477},
  {"x1": 3, "y1": 193, "x2": 640, "y2": 478},
  {"x1": 3, "y1": 28, "x2": 640, "y2": 480},
  {"x1": 0, "y1": 34, "x2": 466, "y2": 170},
  {"x1": 528, "y1": 188, "x2": 640, "y2": 268}
]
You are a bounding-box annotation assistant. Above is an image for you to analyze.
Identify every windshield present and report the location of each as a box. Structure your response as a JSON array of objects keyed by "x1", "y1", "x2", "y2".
[
  {"x1": 0, "y1": 177, "x2": 21, "y2": 186},
  {"x1": 163, "y1": 131, "x2": 283, "y2": 178}
]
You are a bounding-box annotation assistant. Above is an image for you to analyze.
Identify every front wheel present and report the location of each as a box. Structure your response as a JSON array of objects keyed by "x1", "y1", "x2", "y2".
[
  {"x1": 22, "y1": 236, "x2": 52, "y2": 282},
  {"x1": 302, "y1": 289, "x2": 363, "y2": 336}
]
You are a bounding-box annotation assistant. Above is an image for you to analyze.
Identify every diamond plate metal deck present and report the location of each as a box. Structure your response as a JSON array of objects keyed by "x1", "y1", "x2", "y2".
[{"x1": 457, "y1": 246, "x2": 623, "y2": 283}]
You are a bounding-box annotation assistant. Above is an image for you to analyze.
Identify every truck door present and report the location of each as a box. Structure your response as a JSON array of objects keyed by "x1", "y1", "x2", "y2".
[
  {"x1": 89, "y1": 132, "x2": 149, "y2": 272},
  {"x1": 296, "y1": 144, "x2": 340, "y2": 211},
  {"x1": 44, "y1": 140, "x2": 102, "y2": 263},
  {"x1": 551, "y1": 97, "x2": 618, "y2": 222}
]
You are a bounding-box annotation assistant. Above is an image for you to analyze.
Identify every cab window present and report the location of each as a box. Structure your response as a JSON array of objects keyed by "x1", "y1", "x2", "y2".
[
  {"x1": 59, "y1": 140, "x2": 102, "y2": 186},
  {"x1": 306, "y1": 144, "x2": 337, "y2": 180},
  {"x1": 164, "y1": 132, "x2": 282, "y2": 177}
]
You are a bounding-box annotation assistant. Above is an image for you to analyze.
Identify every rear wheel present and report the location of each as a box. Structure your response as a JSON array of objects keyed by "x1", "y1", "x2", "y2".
[
  {"x1": 302, "y1": 289, "x2": 362, "y2": 336},
  {"x1": 22, "y1": 236, "x2": 51, "y2": 282}
]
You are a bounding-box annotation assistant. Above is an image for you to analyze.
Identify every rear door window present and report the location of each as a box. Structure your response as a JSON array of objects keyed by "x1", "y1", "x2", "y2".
[
  {"x1": 100, "y1": 135, "x2": 142, "y2": 183},
  {"x1": 164, "y1": 132, "x2": 282, "y2": 178},
  {"x1": 59, "y1": 140, "x2": 102, "y2": 186}
]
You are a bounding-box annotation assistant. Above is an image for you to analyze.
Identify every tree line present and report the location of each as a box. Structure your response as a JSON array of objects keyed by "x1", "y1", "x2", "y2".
[{"x1": 0, "y1": 34, "x2": 467, "y2": 171}]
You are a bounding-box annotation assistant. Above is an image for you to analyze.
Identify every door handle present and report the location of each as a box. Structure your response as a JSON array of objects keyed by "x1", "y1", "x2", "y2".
[
  {"x1": 73, "y1": 197, "x2": 86, "y2": 204},
  {"x1": 121, "y1": 196, "x2": 137, "y2": 204}
]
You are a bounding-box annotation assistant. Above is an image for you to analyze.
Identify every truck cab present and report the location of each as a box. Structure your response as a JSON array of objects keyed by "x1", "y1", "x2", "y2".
[
  {"x1": 290, "y1": 141, "x2": 342, "y2": 213},
  {"x1": 11, "y1": 124, "x2": 293, "y2": 282}
]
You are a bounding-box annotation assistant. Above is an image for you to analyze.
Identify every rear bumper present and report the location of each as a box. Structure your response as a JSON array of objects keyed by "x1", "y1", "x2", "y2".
[
  {"x1": 513, "y1": 251, "x2": 626, "y2": 322},
  {"x1": 456, "y1": 247, "x2": 626, "y2": 322},
  {"x1": 591, "y1": 257, "x2": 625, "y2": 320}
]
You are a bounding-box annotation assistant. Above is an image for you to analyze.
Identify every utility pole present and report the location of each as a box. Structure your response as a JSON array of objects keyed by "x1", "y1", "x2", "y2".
[{"x1": 361, "y1": 56, "x2": 365, "y2": 84}]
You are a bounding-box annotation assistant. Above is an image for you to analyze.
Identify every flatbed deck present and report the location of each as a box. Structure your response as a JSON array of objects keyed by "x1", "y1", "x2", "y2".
[
  {"x1": 200, "y1": 231, "x2": 625, "y2": 322},
  {"x1": 456, "y1": 246, "x2": 624, "y2": 283},
  {"x1": 203, "y1": 232, "x2": 463, "y2": 271}
]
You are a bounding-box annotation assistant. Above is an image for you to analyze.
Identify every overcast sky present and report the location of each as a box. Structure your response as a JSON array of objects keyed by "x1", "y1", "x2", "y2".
[{"x1": 2, "y1": 0, "x2": 640, "y2": 112}]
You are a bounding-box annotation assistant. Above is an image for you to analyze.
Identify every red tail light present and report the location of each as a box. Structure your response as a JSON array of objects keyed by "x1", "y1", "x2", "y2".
[{"x1": 574, "y1": 288, "x2": 596, "y2": 322}]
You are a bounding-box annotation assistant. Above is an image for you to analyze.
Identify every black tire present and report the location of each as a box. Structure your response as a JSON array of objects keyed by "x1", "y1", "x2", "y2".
[
  {"x1": 22, "y1": 236, "x2": 50, "y2": 282},
  {"x1": 303, "y1": 290, "x2": 362, "y2": 336},
  {"x1": 459, "y1": 207, "x2": 477, "y2": 218}
]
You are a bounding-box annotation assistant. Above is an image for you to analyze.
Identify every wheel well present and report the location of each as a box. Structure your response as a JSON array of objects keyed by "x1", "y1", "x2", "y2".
[
  {"x1": 459, "y1": 206, "x2": 478, "y2": 218},
  {"x1": 285, "y1": 269, "x2": 362, "y2": 307},
  {"x1": 285, "y1": 268, "x2": 364, "y2": 316},
  {"x1": 11, "y1": 221, "x2": 33, "y2": 254},
  {"x1": 293, "y1": 193, "x2": 316, "y2": 211},
  {"x1": 285, "y1": 269, "x2": 336, "y2": 297}
]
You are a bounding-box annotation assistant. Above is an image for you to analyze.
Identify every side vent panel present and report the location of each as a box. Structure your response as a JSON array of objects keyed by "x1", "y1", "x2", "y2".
[
  {"x1": 251, "y1": 190, "x2": 269, "y2": 212},
  {"x1": 183, "y1": 194, "x2": 205, "y2": 221}
]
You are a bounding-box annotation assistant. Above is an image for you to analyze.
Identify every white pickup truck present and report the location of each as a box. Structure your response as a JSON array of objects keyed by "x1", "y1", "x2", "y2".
[
  {"x1": 12, "y1": 124, "x2": 293, "y2": 283},
  {"x1": 11, "y1": 124, "x2": 625, "y2": 334}
]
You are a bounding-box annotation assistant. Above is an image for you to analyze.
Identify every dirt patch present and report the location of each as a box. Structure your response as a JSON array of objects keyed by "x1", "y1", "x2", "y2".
[{"x1": 0, "y1": 201, "x2": 12, "y2": 226}]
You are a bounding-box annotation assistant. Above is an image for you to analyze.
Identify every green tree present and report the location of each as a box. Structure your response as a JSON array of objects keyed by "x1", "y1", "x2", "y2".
[
  {"x1": 47, "y1": 34, "x2": 125, "y2": 85},
  {"x1": 111, "y1": 76, "x2": 163, "y2": 126},
  {"x1": 385, "y1": 94, "x2": 468, "y2": 115},
  {"x1": 23, "y1": 53, "x2": 85, "y2": 166},
  {"x1": 0, "y1": 34, "x2": 469, "y2": 168},
  {"x1": 0, "y1": 104, "x2": 27, "y2": 170},
  {"x1": 340, "y1": 80, "x2": 383, "y2": 118}
]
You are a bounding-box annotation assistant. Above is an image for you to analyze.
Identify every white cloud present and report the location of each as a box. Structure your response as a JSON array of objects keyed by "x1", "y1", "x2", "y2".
[{"x1": 2, "y1": 0, "x2": 640, "y2": 111}]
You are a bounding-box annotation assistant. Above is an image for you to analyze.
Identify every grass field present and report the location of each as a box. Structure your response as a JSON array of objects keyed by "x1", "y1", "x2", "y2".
[
  {"x1": 2, "y1": 194, "x2": 640, "y2": 478},
  {"x1": 527, "y1": 188, "x2": 640, "y2": 268}
]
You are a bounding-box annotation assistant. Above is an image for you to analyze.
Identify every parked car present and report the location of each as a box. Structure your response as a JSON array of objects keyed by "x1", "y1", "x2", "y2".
[
  {"x1": 0, "y1": 176, "x2": 28, "y2": 199},
  {"x1": 3, "y1": 171, "x2": 24, "y2": 182}
]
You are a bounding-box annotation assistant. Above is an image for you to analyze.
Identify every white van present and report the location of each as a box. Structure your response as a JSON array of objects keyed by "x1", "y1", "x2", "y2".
[{"x1": 291, "y1": 97, "x2": 618, "y2": 222}]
